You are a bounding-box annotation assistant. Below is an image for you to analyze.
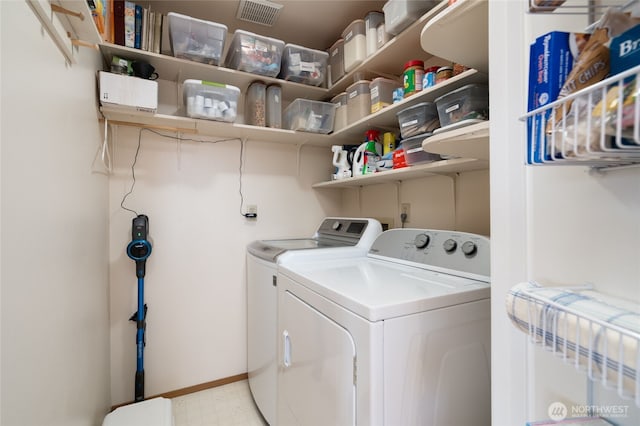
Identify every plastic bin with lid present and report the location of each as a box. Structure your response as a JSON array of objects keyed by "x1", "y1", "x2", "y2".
[
  {"x1": 396, "y1": 101, "x2": 440, "y2": 138},
  {"x1": 331, "y1": 92, "x2": 348, "y2": 132},
  {"x1": 224, "y1": 30, "x2": 284, "y2": 77},
  {"x1": 266, "y1": 84, "x2": 282, "y2": 128},
  {"x1": 280, "y1": 44, "x2": 328, "y2": 87},
  {"x1": 370, "y1": 77, "x2": 401, "y2": 113},
  {"x1": 341, "y1": 19, "x2": 366, "y2": 73},
  {"x1": 168, "y1": 13, "x2": 227, "y2": 65},
  {"x1": 382, "y1": 0, "x2": 439, "y2": 35},
  {"x1": 346, "y1": 80, "x2": 371, "y2": 124},
  {"x1": 328, "y1": 39, "x2": 345, "y2": 86},
  {"x1": 365, "y1": 11, "x2": 386, "y2": 56},
  {"x1": 434, "y1": 84, "x2": 489, "y2": 130},
  {"x1": 401, "y1": 133, "x2": 442, "y2": 165},
  {"x1": 283, "y1": 99, "x2": 336, "y2": 134},
  {"x1": 183, "y1": 79, "x2": 240, "y2": 122}
]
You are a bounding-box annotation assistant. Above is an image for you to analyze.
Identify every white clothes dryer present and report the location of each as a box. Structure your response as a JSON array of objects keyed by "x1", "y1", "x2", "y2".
[
  {"x1": 276, "y1": 228, "x2": 491, "y2": 426},
  {"x1": 246, "y1": 217, "x2": 382, "y2": 425}
]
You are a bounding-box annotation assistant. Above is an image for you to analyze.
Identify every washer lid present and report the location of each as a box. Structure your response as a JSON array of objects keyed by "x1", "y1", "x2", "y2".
[
  {"x1": 280, "y1": 256, "x2": 490, "y2": 321},
  {"x1": 247, "y1": 238, "x2": 345, "y2": 262}
]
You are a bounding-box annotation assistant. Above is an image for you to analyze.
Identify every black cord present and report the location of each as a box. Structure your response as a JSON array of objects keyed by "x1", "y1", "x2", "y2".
[{"x1": 120, "y1": 129, "x2": 142, "y2": 217}]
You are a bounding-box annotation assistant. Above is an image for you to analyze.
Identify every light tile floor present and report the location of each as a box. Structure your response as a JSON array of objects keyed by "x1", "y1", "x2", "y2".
[{"x1": 172, "y1": 380, "x2": 267, "y2": 426}]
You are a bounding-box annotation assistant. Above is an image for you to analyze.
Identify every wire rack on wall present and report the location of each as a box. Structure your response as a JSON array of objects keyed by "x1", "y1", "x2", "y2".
[
  {"x1": 520, "y1": 64, "x2": 640, "y2": 171},
  {"x1": 528, "y1": 0, "x2": 637, "y2": 17},
  {"x1": 507, "y1": 282, "x2": 640, "y2": 408}
]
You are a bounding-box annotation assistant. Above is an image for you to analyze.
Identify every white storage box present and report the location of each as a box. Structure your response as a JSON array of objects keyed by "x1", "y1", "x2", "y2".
[
  {"x1": 383, "y1": 0, "x2": 439, "y2": 35},
  {"x1": 98, "y1": 71, "x2": 157, "y2": 113},
  {"x1": 283, "y1": 99, "x2": 336, "y2": 134},
  {"x1": 182, "y1": 79, "x2": 240, "y2": 122},
  {"x1": 168, "y1": 12, "x2": 227, "y2": 65},
  {"x1": 280, "y1": 44, "x2": 328, "y2": 87},
  {"x1": 225, "y1": 30, "x2": 285, "y2": 77}
]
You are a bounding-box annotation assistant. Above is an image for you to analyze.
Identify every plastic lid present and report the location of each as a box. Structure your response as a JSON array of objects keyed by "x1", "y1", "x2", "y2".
[
  {"x1": 404, "y1": 60, "x2": 424, "y2": 70},
  {"x1": 331, "y1": 92, "x2": 347, "y2": 105},
  {"x1": 342, "y1": 19, "x2": 366, "y2": 38},
  {"x1": 346, "y1": 80, "x2": 371, "y2": 94},
  {"x1": 370, "y1": 77, "x2": 400, "y2": 86},
  {"x1": 437, "y1": 66, "x2": 453, "y2": 72},
  {"x1": 329, "y1": 38, "x2": 344, "y2": 51}
]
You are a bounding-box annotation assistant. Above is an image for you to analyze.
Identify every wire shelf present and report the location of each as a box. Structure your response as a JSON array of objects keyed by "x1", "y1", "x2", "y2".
[
  {"x1": 520, "y1": 64, "x2": 640, "y2": 170},
  {"x1": 507, "y1": 282, "x2": 640, "y2": 407}
]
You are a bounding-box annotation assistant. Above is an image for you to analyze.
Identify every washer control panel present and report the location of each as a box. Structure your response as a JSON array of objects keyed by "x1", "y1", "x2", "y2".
[{"x1": 369, "y1": 229, "x2": 490, "y2": 280}]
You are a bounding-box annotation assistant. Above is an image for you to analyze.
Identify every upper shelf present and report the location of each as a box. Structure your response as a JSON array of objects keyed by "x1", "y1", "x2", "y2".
[
  {"x1": 420, "y1": 0, "x2": 488, "y2": 74},
  {"x1": 422, "y1": 121, "x2": 490, "y2": 160},
  {"x1": 57, "y1": 0, "x2": 102, "y2": 45}
]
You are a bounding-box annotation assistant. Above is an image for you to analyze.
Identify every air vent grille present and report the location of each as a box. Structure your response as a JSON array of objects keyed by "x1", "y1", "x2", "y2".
[{"x1": 236, "y1": 0, "x2": 283, "y2": 27}]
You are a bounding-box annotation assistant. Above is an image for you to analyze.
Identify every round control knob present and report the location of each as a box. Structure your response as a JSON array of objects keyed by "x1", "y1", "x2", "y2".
[
  {"x1": 414, "y1": 234, "x2": 430, "y2": 249},
  {"x1": 443, "y1": 239, "x2": 457, "y2": 253},
  {"x1": 461, "y1": 241, "x2": 477, "y2": 256},
  {"x1": 332, "y1": 221, "x2": 342, "y2": 231}
]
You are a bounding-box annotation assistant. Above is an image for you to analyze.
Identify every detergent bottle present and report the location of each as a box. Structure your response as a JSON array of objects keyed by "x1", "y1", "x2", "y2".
[{"x1": 363, "y1": 130, "x2": 381, "y2": 174}]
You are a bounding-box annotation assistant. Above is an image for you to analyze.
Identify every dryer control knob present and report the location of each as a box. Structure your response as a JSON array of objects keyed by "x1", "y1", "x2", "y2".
[
  {"x1": 414, "y1": 234, "x2": 430, "y2": 249},
  {"x1": 443, "y1": 239, "x2": 457, "y2": 253},
  {"x1": 332, "y1": 221, "x2": 342, "y2": 231},
  {"x1": 461, "y1": 241, "x2": 477, "y2": 256}
]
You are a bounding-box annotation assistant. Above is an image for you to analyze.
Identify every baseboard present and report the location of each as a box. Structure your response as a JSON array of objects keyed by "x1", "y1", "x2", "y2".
[{"x1": 111, "y1": 372, "x2": 249, "y2": 411}]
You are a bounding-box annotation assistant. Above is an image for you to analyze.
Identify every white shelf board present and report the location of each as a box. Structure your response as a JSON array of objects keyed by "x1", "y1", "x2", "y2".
[
  {"x1": 420, "y1": 0, "x2": 488, "y2": 73},
  {"x1": 57, "y1": 0, "x2": 102, "y2": 45},
  {"x1": 422, "y1": 121, "x2": 490, "y2": 160},
  {"x1": 327, "y1": 0, "x2": 450, "y2": 96},
  {"x1": 99, "y1": 43, "x2": 329, "y2": 101},
  {"x1": 99, "y1": 106, "x2": 336, "y2": 145},
  {"x1": 312, "y1": 158, "x2": 489, "y2": 188}
]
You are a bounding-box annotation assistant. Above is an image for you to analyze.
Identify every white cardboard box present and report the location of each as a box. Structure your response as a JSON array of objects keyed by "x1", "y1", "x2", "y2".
[{"x1": 98, "y1": 71, "x2": 158, "y2": 113}]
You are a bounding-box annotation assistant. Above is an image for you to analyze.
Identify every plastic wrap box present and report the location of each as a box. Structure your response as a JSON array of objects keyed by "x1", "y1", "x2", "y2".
[
  {"x1": 225, "y1": 30, "x2": 285, "y2": 77},
  {"x1": 99, "y1": 71, "x2": 157, "y2": 113},
  {"x1": 396, "y1": 101, "x2": 440, "y2": 138},
  {"x1": 280, "y1": 44, "x2": 328, "y2": 87},
  {"x1": 183, "y1": 79, "x2": 240, "y2": 122},
  {"x1": 401, "y1": 133, "x2": 441, "y2": 165},
  {"x1": 168, "y1": 13, "x2": 227, "y2": 65},
  {"x1": 283, "y1": 99, "x2": 336, "y2": 134},
  {"x1": 382, "y1": 0, "x2": 439, "y2": 35},
  {"x1": 435, "y1": 84, "x2": 489, "y2": 129},
  {"x1": 527, "y1": 31, "x2": 581, "y2": 163}
]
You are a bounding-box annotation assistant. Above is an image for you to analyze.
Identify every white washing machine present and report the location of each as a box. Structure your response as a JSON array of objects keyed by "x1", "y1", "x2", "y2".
[
  {"x1": 246, "y1": 217, "x2": 382, "y2": 425},
  {"x1": 276, "y1": 228, "x2": 492, "y2": 426}
]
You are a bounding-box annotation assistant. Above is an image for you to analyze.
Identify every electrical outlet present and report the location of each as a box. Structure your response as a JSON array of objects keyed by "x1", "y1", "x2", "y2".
[
  {"x1": 400, "y1": 203, "x2": 410, "y2": 223},
  {"x1": 247, "y1": 205, "x2": 257, "y2": 215}
]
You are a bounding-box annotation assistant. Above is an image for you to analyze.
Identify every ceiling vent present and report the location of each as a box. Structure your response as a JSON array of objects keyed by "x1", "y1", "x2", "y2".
[{"x1": 236, "y1": 0, "x2": 283, "y2": 27}]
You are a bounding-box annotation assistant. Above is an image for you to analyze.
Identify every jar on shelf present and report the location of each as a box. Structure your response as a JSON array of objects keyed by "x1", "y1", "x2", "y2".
[
  {"x1": 246, "y1": 81, "x2": 266, "y2": 126},
  {"x1": 266, "y1": 84, "x2": 282, "y2": 129},
  {"x1": 436, "y1": 66, "x2": 453, "y2": 84},
  {"x1": 403, "y1": 60, "x2": 424, "y2": 98}
]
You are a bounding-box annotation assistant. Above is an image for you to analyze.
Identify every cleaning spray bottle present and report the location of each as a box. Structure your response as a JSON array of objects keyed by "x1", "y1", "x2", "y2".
[{"x1": 363, "y1": 129, "x2": 381, "y2": 174}]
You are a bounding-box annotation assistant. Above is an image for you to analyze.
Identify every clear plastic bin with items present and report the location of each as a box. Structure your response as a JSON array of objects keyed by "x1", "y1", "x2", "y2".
[
  {"x1": 401, "y1": 133, "x2": 442, "y2": 165},
  {"x1": 283, "y1": 99, "x2": 336, "y2": 134},
  {"x1": 396, "y1": 101, "x2": 440, "y2": 138},
  {"x1": 224, "y1": 30, "x2": 285, "y2": 77},
  {"x1": 434, "y1": 84, "x2": 489, "y2": 130},
  {"x1": 168, "y1": 13, "x2": 227, "y2": 65},
  {"x1": 183, "y1": 79, "x2": 240, "y2": 122},
  {"x1": 280, "y1": 44, "x2": 328, "y2": 87}
]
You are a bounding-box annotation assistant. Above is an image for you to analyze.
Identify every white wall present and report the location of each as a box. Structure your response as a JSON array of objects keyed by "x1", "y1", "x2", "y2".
[
  {"x1": 1, "y1": 1, "x2": 110, "y2": 425},
  {"x1": 108, "y1": 126, "x2": 340, "y2": 405}
]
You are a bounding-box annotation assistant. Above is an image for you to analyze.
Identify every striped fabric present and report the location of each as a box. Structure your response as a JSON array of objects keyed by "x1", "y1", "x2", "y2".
[{"x1": 506, "y1": 281, "x2": 640, "y2": 405}]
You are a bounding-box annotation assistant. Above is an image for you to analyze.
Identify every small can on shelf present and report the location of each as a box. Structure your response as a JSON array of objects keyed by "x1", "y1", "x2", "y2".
[
  {"x1": 283, "y1": 99, "x2": 336, "y2": 134},
  {"x1": 183, "y1": 79, "x2": 240, "y2": 122}
]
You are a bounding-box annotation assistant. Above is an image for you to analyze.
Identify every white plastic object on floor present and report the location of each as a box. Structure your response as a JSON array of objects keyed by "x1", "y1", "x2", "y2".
[{"x1": 103, "y1": 397, "x2": 174, "y2": 426}]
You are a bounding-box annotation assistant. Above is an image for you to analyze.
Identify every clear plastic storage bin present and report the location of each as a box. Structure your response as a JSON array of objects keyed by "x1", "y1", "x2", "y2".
[
  {"x1": 331, "y1": 92, "x2": 348, "y2": 132},
  {"x1": 283, "y1": 99, "x2": 336, "y2": 134},
  {"x1": 370, "y1": 77, "x2": 401, "y2": 113},
  {"x1": 168, "y1": 13, "x2": 227, "y2": 65},
  {"x1": 342, "y1": 19, "x2": 366, "y2": 73},
  {"x1": 246, "y1": 81, "x2": 266, "y2": 126},
  {"x1": 434, "y1": 84, "x2": 489, "y2": 129},
  {"x1": 396, "y1": 101, "x2": 440, "y2": 138},
  {"x1": 224, "y1": 30, "x2": 284, "y2": 77},
  {"x1": 346, "y1": 80, "x2": 371, "y2": 124},
  {"x1": 328, "y1": 39, "x2": 345, "y2": 86},
  {"x1": 401, "y1": 133, "x2": 442, "y2": 165},
  {"x1": 183, "y1": 79, "x2": 240, "y2": 122},
  {"x1": 383, "y1": 0, "x2": 439, "y2": 35},
  {"x1": 280, "y1": 44, "x2": 328, "y2": 87}
]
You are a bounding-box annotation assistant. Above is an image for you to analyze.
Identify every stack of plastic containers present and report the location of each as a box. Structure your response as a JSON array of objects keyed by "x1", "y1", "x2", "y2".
[
  {"x1": 168, "y1": 13, "x2": 227, "y2": 65},
  {"x1": 224, "y1": 30, "x2": 285, "y2": 77}
]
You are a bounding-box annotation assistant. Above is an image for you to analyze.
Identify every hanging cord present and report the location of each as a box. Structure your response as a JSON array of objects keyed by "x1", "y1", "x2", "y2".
[
  {"x1": 119, "y1": 127, "x2": 243, "y2": 217},
  {"x1": 238, "y1": 138, "x2": 254, "y2": 218}
]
